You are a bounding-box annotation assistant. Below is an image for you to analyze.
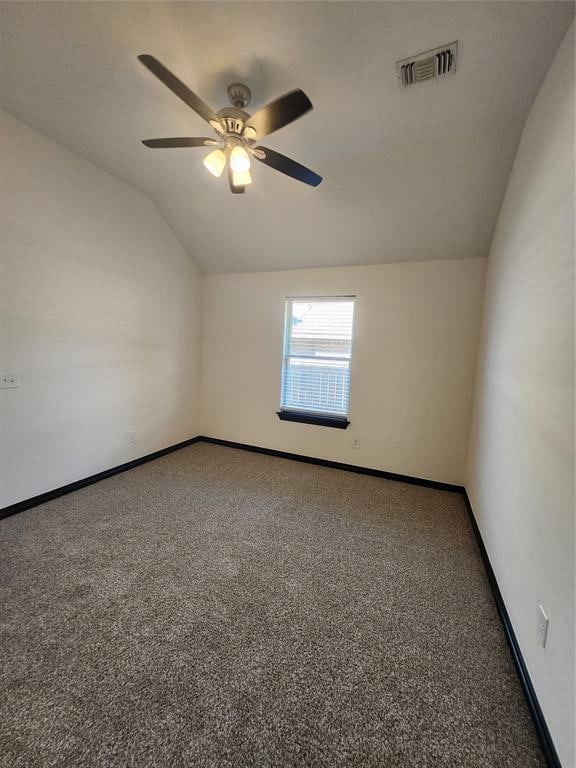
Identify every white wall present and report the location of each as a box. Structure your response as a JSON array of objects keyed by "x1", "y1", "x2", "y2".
[
  {"x1": 466, "y1": 24, "x2": 575, "y2": 768},
  {"x1": 201, "y1": 259, "x2": 485, "y2": 485},
  {"x1": 0, "y1": 111, "x2": 201, "y2": 508}
]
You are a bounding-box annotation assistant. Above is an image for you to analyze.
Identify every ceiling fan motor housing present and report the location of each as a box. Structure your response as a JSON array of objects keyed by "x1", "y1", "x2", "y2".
[{"x1": 217, "y1": 106, "x2": 251, "y2": 139}]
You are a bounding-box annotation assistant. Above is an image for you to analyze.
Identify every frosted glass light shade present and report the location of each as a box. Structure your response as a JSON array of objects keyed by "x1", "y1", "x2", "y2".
[
  {"x1": 233, "y1": 169, "x2": 252, "y2": 186},
  {"x1": 230, "y1": 146, "x2": 251, "y2": 173},
  {"x1": 203, "y1": 149, "x2": 226, "y2": 178}
]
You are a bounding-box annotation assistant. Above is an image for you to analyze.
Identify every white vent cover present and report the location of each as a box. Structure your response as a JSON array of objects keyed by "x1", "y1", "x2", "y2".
[{"x1": 396, "y1": 42, "x2": 458, "y2": 88}]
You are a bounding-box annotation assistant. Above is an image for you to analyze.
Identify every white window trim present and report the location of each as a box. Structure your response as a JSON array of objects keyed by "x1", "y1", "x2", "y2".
[{"x1": 278, "y1": 296, "x2": 355, "y2": 427}]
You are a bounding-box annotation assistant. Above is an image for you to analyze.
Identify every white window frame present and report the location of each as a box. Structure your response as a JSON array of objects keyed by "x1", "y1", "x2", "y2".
[{"x1": 278, "y1": 296, "x2": 355, "y2": 428}]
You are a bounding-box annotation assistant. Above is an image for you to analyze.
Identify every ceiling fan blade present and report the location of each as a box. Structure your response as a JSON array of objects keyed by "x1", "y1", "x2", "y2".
[
  {"x1": 138, "y1": 54, "x2": 220, "y2": 127},
  {"x1": 142, "y1": 138, "x2": 220, "y2": 148},
  {"x1": 255, "y1": 146, "x2": 322, "y2": 187},
  {"x1": 245, "y1": 90, "x2": 313, "y2": 138}
]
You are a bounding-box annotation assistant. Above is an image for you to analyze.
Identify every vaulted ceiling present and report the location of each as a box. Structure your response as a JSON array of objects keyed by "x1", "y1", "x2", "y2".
[{"x1": 0, "y1": 2, "x2": 573, "y2": 273}]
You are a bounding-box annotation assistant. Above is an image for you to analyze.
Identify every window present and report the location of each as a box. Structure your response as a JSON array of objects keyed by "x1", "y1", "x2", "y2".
[{"x1": 278, "y1": 297, "x2": 355, "y2": 428}]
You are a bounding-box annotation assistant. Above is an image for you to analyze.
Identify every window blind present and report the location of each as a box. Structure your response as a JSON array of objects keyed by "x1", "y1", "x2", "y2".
[{"x1": 280, "y1": 297, "x2": 355, "y2": 418}]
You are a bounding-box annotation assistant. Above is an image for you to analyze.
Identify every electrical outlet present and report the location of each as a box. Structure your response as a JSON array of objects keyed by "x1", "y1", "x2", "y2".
[
  {"x1": 129, "y1": 430, "x2": 136, "y2": 444},
  {"x1": 0, "y1": 372, "x2": 19, "y2": 389},
  {"x1": 537, "y1": 604, "x2": 549, "y2": 648},
  {"x1": 352, "y1": 438, "x2": 360, "y2": 449}
]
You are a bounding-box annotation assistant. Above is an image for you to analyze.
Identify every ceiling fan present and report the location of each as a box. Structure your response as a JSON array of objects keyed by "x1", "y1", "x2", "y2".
[{"x1": 138, "y1": 54, "x2": 322, "y2": 194}]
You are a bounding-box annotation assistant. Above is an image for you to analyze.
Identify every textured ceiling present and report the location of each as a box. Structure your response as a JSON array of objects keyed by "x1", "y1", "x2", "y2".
[{"x1": 0, "y1": 2, "x2": 573, "y2": 273}]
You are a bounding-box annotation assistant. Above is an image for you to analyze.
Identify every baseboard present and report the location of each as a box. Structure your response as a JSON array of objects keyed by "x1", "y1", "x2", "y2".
[
  {"x1": 0, "y1": 434, "x2": 460, "y2": 519},
  {"x1": 0, "y1": 436, "x2": 202, "y2": 521},
  {"x1": 0, "y1": 435, "x2": 560, "y2": 766},
  {"x1": 200, "y1": 439, "x2": 561, "y2": 767},
  {"x1": 462, "y1": 491, "x2": 561, "y2": 768},
  {"x1": 197, "y1": 436, "x2": 464, "y2": 494}
]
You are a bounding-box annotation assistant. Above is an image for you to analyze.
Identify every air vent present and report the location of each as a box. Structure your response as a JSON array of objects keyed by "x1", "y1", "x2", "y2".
[{"x1": 397, "y1": 42, "x2": 458, "y2": 88}]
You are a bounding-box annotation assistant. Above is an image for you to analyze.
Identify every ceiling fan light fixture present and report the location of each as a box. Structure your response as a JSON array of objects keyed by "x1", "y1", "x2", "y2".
[
  {"x1": 230, "y1": 145, "x2": 251, "y2": 173},
  {"x1": 138, "y1": 55, "x2": 322, "y2": 193},
  {"x1": 233, "y1": 169, "x2": 252, "y2": 186},
  {"x1": 203, "y1": 148, "x2": 226, "y2": 178}
]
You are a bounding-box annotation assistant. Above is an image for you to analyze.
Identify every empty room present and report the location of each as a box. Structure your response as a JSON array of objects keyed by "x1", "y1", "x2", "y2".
[{"x1": 0, "y1": 2, "x2": 574, "y2": 766}]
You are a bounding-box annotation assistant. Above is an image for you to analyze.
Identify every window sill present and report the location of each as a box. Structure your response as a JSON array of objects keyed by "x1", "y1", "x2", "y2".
[{"x1": 276, "y1": 410, "x2": 350, "y2": 429}]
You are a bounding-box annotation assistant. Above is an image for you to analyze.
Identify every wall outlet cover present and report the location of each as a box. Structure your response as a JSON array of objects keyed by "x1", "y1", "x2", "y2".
[{"x1": 537, "y1": 604, "x2": 549, "y2": 648}]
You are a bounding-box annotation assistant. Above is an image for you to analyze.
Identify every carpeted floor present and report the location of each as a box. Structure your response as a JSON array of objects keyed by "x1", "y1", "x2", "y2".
[{"x1": 0, "y1": 443, "x2": 544, "y2": 767}]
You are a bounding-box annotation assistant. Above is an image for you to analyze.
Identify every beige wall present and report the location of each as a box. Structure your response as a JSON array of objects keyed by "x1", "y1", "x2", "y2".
[
  {"x1": 1, "y1": 22, "x2": 573, "y2": 762},
  {"x1": 201, "y1": 259, "x2": 485, "y2": 485},
  {"x1": 466, "y1": 24, "x2": 575, "y2": 767},
  {"x1": 0, "y1": 111, "x2": 201, "y2": 507}
]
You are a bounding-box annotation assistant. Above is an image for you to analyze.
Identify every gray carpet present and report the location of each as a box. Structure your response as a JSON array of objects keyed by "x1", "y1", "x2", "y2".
[{"x1": 0, "y1": 443, "x2": 544, "y2": 767}]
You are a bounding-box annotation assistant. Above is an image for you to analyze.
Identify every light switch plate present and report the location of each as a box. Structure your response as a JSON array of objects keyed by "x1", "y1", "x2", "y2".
[{"x1": 0, "y1": 372, "x2": 19, "y2": 389}]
